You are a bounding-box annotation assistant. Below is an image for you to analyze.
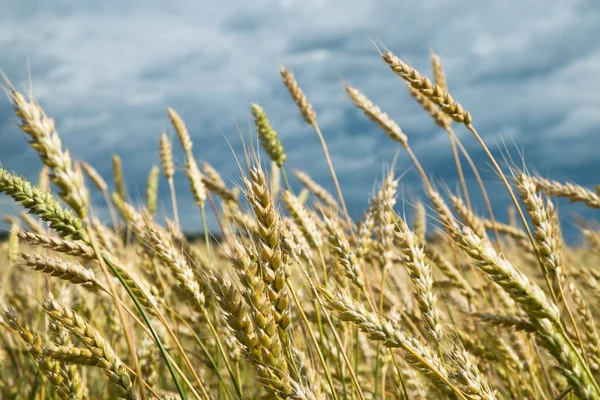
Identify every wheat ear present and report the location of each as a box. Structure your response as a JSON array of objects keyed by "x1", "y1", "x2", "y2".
[
  {"x1": 145, "y1": 166, "x2": 160, "y2": 216},
  {"x1": 531, "y1": 176, "x2": 600, "y2": 209},
  {"x1": 42, "y1": 298, "x2": 138, "y2": 400},
  {"x1": 9, "y1": 89, "x2": 89, "y2": 217}
]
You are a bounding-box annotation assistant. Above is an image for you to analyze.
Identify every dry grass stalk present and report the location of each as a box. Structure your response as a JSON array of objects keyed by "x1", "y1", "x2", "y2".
[
  {"x1": 201, "y1": 161, "x2": 224, "y2": 188},
  {"x1": 453, "y1": 225, "x2": 561, "y2": 325},
  {"x1": 226, "y1": 241, "x2": 293, "y2": 396},
  {"x1": 452, "y1": 225, "x2": 599, "y2": 398},
  {"x1": 356, "y1": 201, "x2": 376, "y2": 263},
  {"x1": 48, "y1": 319, "x2": 86, "y2": 399},
  {"x1": 449, "y1": 347, "x2": 497, "y2": 399},
  {"x1": 482, "y1": 218, "x2": 528, "y2": 241},
  {"x1": 202, "y1": 175, "x2": 237, "y2": 204},
  {"x1": 81, "y1": 161, "x2": 118, "y2": 228},
  {"x1": 422, "y1": 242, "x2": 474, "y2": 300},
  {"x1": 143, "y1": 217, "x2": 208, "y2": 313}
]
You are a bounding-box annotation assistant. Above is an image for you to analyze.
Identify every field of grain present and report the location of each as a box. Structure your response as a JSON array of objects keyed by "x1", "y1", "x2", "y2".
[{"x1": 1, "y1": 49, "x2": 600, "y2": 400}]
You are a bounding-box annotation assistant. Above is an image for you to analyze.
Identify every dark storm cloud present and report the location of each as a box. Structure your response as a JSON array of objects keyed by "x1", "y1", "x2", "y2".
[{"x1": 0, "y1": 0, "x2": 599, "y2": 242}]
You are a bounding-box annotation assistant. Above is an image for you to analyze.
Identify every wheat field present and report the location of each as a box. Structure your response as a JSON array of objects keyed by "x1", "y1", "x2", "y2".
[{"x1": 1, "y1": 48, "x2": 600, "y2": 400}]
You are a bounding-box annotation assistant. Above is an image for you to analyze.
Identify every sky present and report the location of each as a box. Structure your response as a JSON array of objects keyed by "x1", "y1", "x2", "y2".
[{"x1": 1, "y1": 0, "x2": 599, "y2": 241}]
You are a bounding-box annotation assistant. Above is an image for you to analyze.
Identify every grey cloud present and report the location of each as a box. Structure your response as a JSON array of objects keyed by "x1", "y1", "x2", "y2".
[{"x1": 1, "y1": 0, "x2": 599, "y2": 242}]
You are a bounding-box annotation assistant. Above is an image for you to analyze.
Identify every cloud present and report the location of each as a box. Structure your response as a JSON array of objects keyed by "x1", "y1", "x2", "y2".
[{"x1": 0, "y1": 0, "x2": 598, "y2": 242}]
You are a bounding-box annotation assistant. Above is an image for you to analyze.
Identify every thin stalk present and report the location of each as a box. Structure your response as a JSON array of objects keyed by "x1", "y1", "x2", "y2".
[
  {"x1": 390, "y1": 352, "x2": 409, "y2": 400},
  {"x1": 449, "y1": 128, "x2": 503, "y2": 250},
  {"x1": 106, "y1": 291, "x2": 205, "y2": 400},
  {"x1": 448, "y1": 132, "x2": 471, "y2": 210},
  {"x1": 200, "y1": 205, "x2": 213, "y2": 263},
  {"x1": 311, "y1": 122, "x2": 355, "y2": 240},
  {"x1": 207, "y1": 191, "x2": 234, "y2": 250},
  {"x1": 102, "y1": 189, "x2": 119, "y2": 231},
  {"x1": 168, "y1": 178, "x2": 180, "y2": 230},
  {"x1": 121, "y1": 364, "x2": 163, "y2": 399},
  {"x1": 281, "y1": 167, "x2": 293, "y2": 193},
  {"x1": 304, "y1": 277, "x2": 367, "y2": 400},
  {"x1": 84, "y1": 223, "x2": 146, "y2": 400},
  {"x1": 533, "y1": 339, "x2": 558, "y2": 397},
  {"x1": 373, "y1": 268, "x2": 388, "y2": 399},
  {"x1": 316, "y1": 247, "x2": 330, "y2": 287},
  {"x1": 381, "y1": 361, "x2": 387, "y2": 400},
  {"x1": 98, "y1": 252, "x2": 189, "y2": 400},
  {"x1": 558, "y1": 282, "x2": 590, "y2": 369},
  {"x1": 403, "y1": 345, "x2": 468, "y2": 400},
  {"x1": 287, "y1": 283, "x2": 339, "y2": 400},
  {"x1": 152, "y1": 303, "x2": 211, "y2": 399},
  {"x1": 304, "y1": 256, "x2": 329, "y2": 370},
  {"x1": 337, "y1": 330, "x2": 350, "y2": 400},
  {"x1": 204, "y1": 313, "x2": 243, "y2": 399},
  {"x1": 555, "y1": 387, "x2": 572, "y2": 400},
  {"x1": 353, "y1": 322, "x2": 359, "y2": 400},
  {"x1": 215, "y1": 306, "x2": 225, "y2": 400},
  {"x1": 164, "y1": 307, "x2": 239, "y2": 400}
]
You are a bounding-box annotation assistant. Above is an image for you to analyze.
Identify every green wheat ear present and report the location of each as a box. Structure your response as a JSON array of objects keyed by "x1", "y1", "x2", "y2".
[
  {"x1": 0, "y1": 169, "x2": 86, "y2": 240},
  {"x1": 251, "y1": 103, "x2": 287, "y2": 167}
]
